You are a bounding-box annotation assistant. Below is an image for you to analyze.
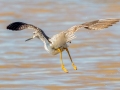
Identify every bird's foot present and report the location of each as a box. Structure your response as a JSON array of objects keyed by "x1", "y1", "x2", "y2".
[
  {"x1": 61, "y1": 65, "x2": 68, "y2": 73},
  {"x1": 72, "y1": 63, "x2": 77, "y2": 70}
]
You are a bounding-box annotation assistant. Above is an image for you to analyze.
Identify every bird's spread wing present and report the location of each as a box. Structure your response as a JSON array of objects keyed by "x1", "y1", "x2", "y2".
[
  {"x1": 83, "y1": 18, "x2": 120, "y2": 30},
  {"x1": 65, "y1": 18, "x2": 120, "y2": 42},
  {"x1": 7, "y1": 22, "x2": 49, "y2": 42}
]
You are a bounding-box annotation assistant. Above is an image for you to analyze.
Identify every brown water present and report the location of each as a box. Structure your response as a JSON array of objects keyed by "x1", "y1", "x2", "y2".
[{"x1": 0, "y1": 0, "x2": 120, "y2": 90}]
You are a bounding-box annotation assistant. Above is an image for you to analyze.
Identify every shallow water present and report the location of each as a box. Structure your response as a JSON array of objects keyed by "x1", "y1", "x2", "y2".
[{"x1": 0, "y1": 0, "x2": 120, "y2": 90}]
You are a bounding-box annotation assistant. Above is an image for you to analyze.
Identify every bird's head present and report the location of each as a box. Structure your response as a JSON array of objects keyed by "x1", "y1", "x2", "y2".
[{"x1": 25, "y1": 31, "x2": 38, "y2": 42}]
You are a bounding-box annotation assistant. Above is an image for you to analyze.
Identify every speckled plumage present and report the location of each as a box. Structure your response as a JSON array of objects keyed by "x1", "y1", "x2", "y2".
[
  {"x1": 7, "y1": 18, "x2": 120, "y2": 73},
  {"x1": 7, "y1": 18, "x2": 120, "y2": 55}
]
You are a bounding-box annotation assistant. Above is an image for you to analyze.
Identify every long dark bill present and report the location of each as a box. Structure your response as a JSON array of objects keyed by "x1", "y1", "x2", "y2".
[{"x1": 25, "y1": 37, "x2": 33, "y2": 42}]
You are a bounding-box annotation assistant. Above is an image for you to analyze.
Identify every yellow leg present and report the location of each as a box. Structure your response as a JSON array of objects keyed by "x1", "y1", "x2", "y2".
[
  {"x1": 65, "y1": 48, "x2": 77, "y2": 70},
  {"x1": 58, "y1": 48, "x2": 68, "y2": 73}
]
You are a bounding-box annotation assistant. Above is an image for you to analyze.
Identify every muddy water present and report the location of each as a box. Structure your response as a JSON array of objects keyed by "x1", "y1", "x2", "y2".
[{"x1": 0, "y1": 0, "x2": 120, "y2": 90}]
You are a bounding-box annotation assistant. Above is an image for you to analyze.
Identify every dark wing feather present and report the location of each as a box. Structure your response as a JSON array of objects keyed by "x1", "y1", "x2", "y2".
[
  {"x1": 7, "y1": 22, "x2": 40, "y2": 31},
  {"x1": 7, "y1": 22, "x2": 28, "y2": 30},
  {"x1": 7, "y1": 22, "x2": 49, "y2": 41}
]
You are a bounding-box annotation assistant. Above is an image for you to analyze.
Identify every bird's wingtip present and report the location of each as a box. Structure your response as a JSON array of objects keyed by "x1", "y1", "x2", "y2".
[{"x1": 6, "y1": 22, "x2": 27, "y2": 31}]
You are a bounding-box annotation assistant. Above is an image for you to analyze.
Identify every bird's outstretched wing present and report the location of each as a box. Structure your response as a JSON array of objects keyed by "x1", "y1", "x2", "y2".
[
  {"x1": 7, "y1": 22, "x2": 49, "y2": 42},
  {"x1": 65, "y1": 18, "x2": 120, "y2": 42},
  {"x1": 82, "y1": 18, "x2": 120, "y2": 30}
]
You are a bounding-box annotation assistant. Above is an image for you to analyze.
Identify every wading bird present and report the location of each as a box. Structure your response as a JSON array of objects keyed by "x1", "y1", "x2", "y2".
[{"x1": 7, "y1": 18, "x2": 119, "y2": 73}]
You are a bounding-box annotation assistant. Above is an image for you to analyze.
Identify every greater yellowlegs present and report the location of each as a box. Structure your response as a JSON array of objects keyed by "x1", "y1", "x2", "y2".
[{"x1": 7, "y1": 18, "x2": 120, "y2": 73}]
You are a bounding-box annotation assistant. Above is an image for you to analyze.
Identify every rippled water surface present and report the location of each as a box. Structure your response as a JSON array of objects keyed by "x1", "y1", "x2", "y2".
[{"x1": 0, "y1": 0, "x2": 120, "y2": 90}]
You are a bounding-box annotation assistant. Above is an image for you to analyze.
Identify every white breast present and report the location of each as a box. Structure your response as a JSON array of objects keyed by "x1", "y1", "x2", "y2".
[{"x1": 44, "y1": 41, "x2": 60, "y2": 55}]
